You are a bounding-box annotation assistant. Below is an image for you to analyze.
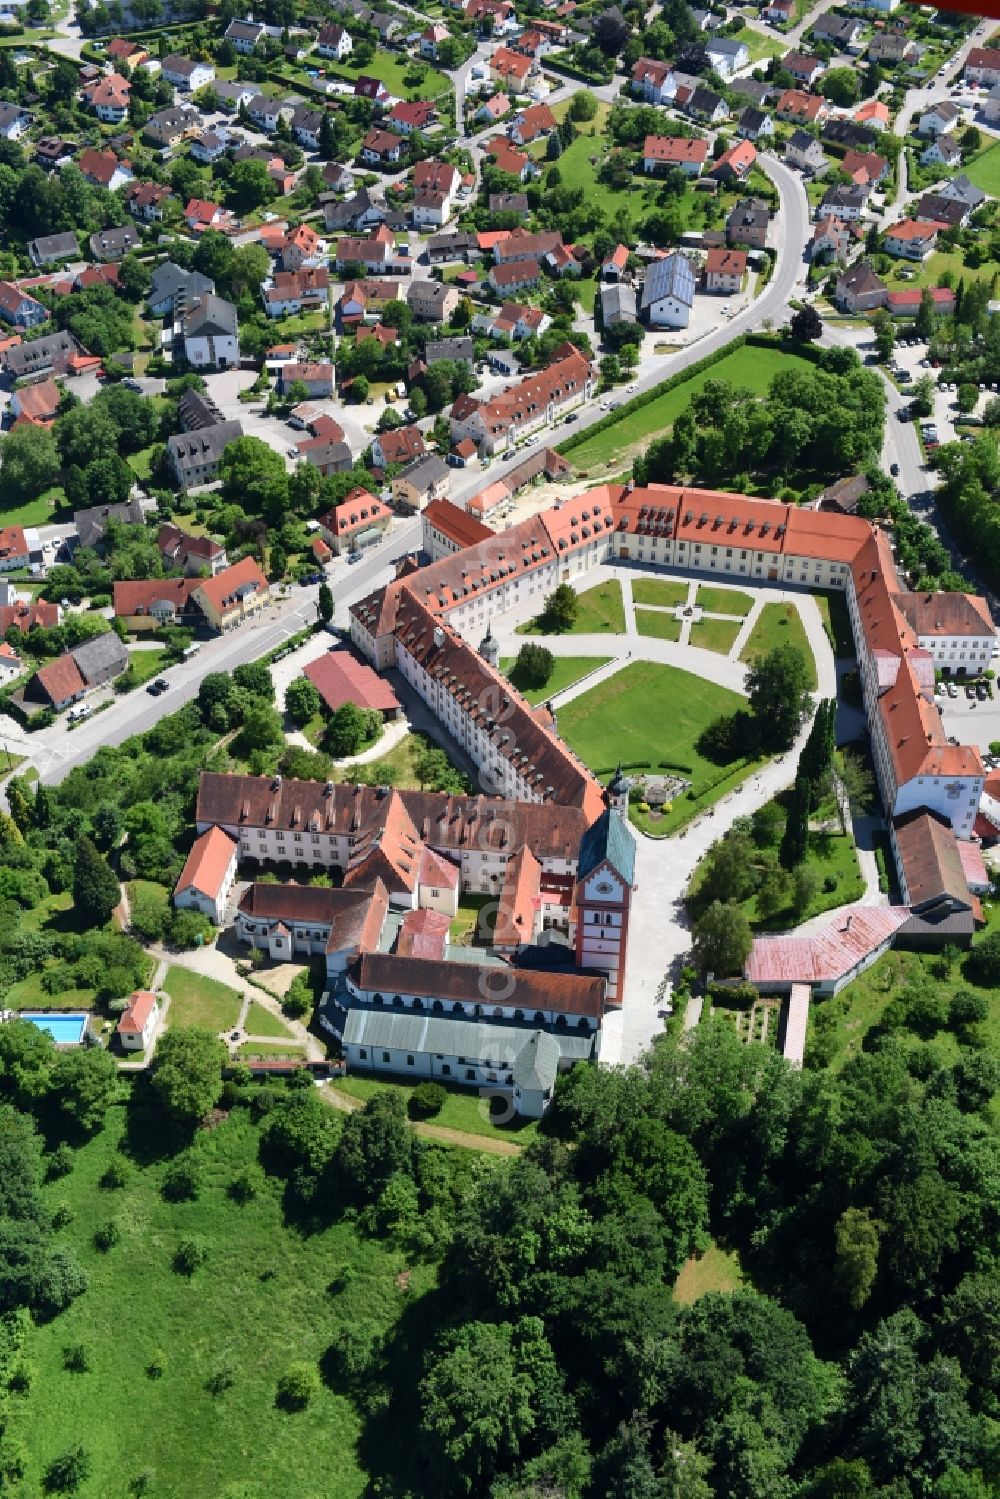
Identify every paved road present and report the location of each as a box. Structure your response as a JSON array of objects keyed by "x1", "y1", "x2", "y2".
[{"x1": 33, "y1": 518, "x2": 421, "y2": 786}]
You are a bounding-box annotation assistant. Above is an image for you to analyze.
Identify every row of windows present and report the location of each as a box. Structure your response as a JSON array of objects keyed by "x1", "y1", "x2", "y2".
[{"x1": 356, "y1": 1049, "x2": 513, "y2": 1084}]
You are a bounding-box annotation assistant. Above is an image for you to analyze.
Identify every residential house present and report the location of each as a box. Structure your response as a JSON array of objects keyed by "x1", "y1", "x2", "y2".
[
  {"x1": 166, "y1": 419, "x2": 243, "y2": 487},
  {"x1": 641, "y1": 253, "x2": 696, "y2": 329},
  {"x1": 335, "y1": 227, "x2": 403, "y2": 275},
  {"x1": 776, "y1": 87, "x2": 825, "y2": 124},
  {"x1": 322, "y1": 186, "x2": 389, "y2": 233},
  {"x1": 937, "y1": 174, "x2": 986, "y2": 211},
  {"x1": 2, "y1": 329, "x2": 79, "y2": 379},
  {"x1": 337, "y1": 278, "x2": 402, "y2": 322},
  {"x1": 359, "y1": 127, "x2": 404, "y2": 165},
  {"x1": 918, "y1": 100, "x2": 960, "y2": 138},
  {"x1": 783, "y1": 49, "x2": 824, "y2": 86},
  {"x1": 143, "y1": 105, "x2": 199, "y2": 148},
  {"x1": 484, "y1": 137, "x2": 534, "y2": 180},
  {"x1": 316, "y1": 22, "x2": 353, "y2": 58},
  {"x1": 983, "y1": 83, "x2": 1000, "y2": 124},
  {"x1": 822, "y1": 117, "x2": 876, "y2": 151},
  {"x1": 114, "y1": 990, "x2": 157, "y2": 1052},
  {"x1": 706, "y1": 36, "x2": 749, "y2": 77},
  {"x1": 214, "y1": 81, "x2": 258, "y2": 113},
  {"x1": 426, "y1": 229, "x2": 479, "y2": 263},
  {"x1": 685, "y1": 86, "x2": 728, "y2": 125},
  {"x1": 915, "y1": 193, "x2": 968, "y2": 229},
  {"x1": 317, "y1": 486, "x2": 392, "y2": 554},
  {"x1": 726, "y1": 197, "x2": 770, "y2": 249},
  {"x1": 509, "y1": 102, "x2": 556, "y2": 145},
  {"x1": 0, "y1": 282, "x2": 46, "y2": 330},
  {"x1": 278, "y1": 361, "x2": 335, "y2": 399},
  {"x1": 82, "y1": 72, "x2": 129, "y2": 123},
  {"x1": 761, "y1": 0, "x2": 793, "y2": 20},
  {"x1": 161, "y1": 54, "x2": 215, "y2": 91},
  {"x1": 390, "y1": 99, "x2": 437, "y2": 136},
  {"x1": 476, "y1": 92, "x2": 511, "y2": 125},
  {"x1": 643, "y1": 134, "x2": 708, "y2": 175},
  {"x1": 295, "y1": 436, "x2": 352, "y2": 476},
  {"x1": 354, "y1": 76, "x2": 391, "y2": 106},
  {"x1": 886, "y1": 287, "x2": 957, "y2": 318},
  {"x1": 148, "y1": 263, "x2": 215, "y2": 317},
  {"x1": 704, "y1": 248, "x2": 746, "y2": 293},
  {"x1": 819, "y1": 183, "x2": 867, "y2": 221},
  {"x1": 191, "y1": 557, "x2": 271, "y2": 632},
  {"x1": 392, "y1": 453, "x2": 450, "y2": 511},
  {"x1": 290, "y1": 105, "x2": 324, "y2": 150},
  {"x1": 601, "y1": 244, "x2": 629, "y2": 281},
  {"x1": 786, "y1": 129, "x2": 827, "y2": 174},
  {"x1": 420, "y1": 23, "x2": 450, "y2": 59},
  {"x1": 106, "y1": 38, "x2": 149, "y2": 66},
  {"x1": 112, "y1": 577, "x2": 203, "y2": 632},
  {"x1": 813, "y1": 12, "x2": 863, "y2": 48},
  {"x1": 126, "y1": 181, "x2": 173, "y2": 221},
  {"x1": 224, "y1": 17, "x2": 265, "y2": 51},
  {"x1": 281, "y1": 222, "x2": 322, "y2": 271},
  {"x1": 841, "y1": 149, "x2": 889, "y2": 187},
  {"x1": 964, "y1": 46, "x2": 1000, "y2": 88},
  {"x1": 371, "y1": 425, "x2": 425, "y2": 470},
  {"x1": 0, "y1": 642, "x2": 23, "y2": 685},
  {"x1": 78, "y1": 147, "x2": 131, "y2": 194},
  {"x1": 708, "y1": 138, "x2": 756, "y2": 182},
  {"x1": 190, "y1": 129, "x2": 230, "y2": 164},
  {"x1": 921, "y1": 133, "x2": 962, "y2": 169},
  {"x1": 184, "y1": 198, "x2": 233, "y2": 233},
  {"x1": 855, "y1": 99, "x2": 890, "y2": 131},
  {"x1": 731, "y1": 77, "x2": 774, "y2": 107},
  {"x1": 884, "y1": 219, "x2": 940, "y2": 261},
  {"x1": 323, "y1": 162, "x2": 355, "y2": 194},
  {"x1": 811, "y1": 216, "x2": 853, "y2": 263},
  {"x1": 27, "y1": 232, "x2": 78, "y2": 268},
  {"x1": 263, "y1": 267, "x2": 329, "y2": 317},
  {"x1": 10, "y1": 378, "x2": 59, "y2": 425},
  {"x1": 422, "y1": 497, "x2": 493, "y2": 561},
  {"x1": 34, "y1": 138, "x2": 75, "y2": 171},
  {"x1": 737, "y1": 106, "x2": 774, "y2": 142},
  {"x1": 407, "y1": 279, "x2": 459, "y2": 322},
  {"x1": 88, "y1": 225, "x2": 140, "y2": 262},
  {"x1": 448, "y1": 344, "x2": 593, "y2": 456},
  {"x1": 866, "y1": 32, "x2": 915, "y2": 64},
  {"x1": 173, "y1": 826, "x2": 239, "y2": 925},
  {"x1": 158, "y1": 522, "x2": 227, "y2": 576},
  {"x1": 182, "y1": 296, "x2": 239, "y2": 369},
  {"x1": 631, "y1": 56, "x2": 672, "y2": 103},
  {"x1": 0, "y1": 525, "x2": 30, "y2": 570},
  {"x1": 490, "y1": 47, "x2": 533, "y2": 91},
  {"x1": 489, "y1": 258, "x2": 542, "y2": 295},
  {"x1": 248, "y1": 94, "x2": 295, "y2": 132},
  {"x1": 471, "y1": 301, "x2": 550, "y2": 341}
]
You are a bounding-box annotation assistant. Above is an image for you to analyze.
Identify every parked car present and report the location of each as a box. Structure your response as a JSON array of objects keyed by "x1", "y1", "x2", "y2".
[
  {"x1": 948, "y1": 682, "x2": 958, "y2": 698},
  {"x1": 977, "y1": 683, "x2": 988, "y2": 700},
  {"x1": 146, "y1": 678, "x2": 168, "y2": 696},
  {"x1": 966, "y1": 684, "x2": 976, "y2": 699},
  {"x1": 890, "y1": 462, "x2": 899, "y2": 476},
  {"x1": 67, "y1": 703, "x2": 92, "y2": 722}
]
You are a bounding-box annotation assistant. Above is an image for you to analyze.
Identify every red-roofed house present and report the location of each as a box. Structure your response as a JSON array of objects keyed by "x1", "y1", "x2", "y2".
[
  {"x1": 173, "y1": 825, "x2": 239, "y2": 924},
  {"x1": 9, "y1": 379, "x2": 59, "y2": 425},
  {"x1": 643, "y1": 134, "x2": 708, "y2": 176},
  {"x1": 0, "y1": 641, "x2": 23, "y2": 685},
  {"x1": 707, "y1": 139, "x2": 756, "y2": 182},
  {"x1": 704, "y1": 248, "x2": 747, "y2": 293},
  {"x1": 304, "y1": 649, "x2": 402, "y2": 717},
  {"x1": 389, "y1": 99, "x2": 437, "y2": 136},
  {"x1": 116, "y1": 990, "x2": 159, "y2": 1052},
  {"x1": 422, "y1": 497, "x2": 494, "y2": 560},
  {"x1": 192, "y1": 557, "x2": 270, "y2": 632},
  {"x1": 491, "y1": 46, "x2": 533, "y2": 90},
  {"x1": 884, "y1": 220, "x2": 940, "y2": 261},
  {"x1": 887, "y1": 286, "x2": 956, "y2": 317},
  {"x1": 78, "y1": 147, "x2": 132, "y2": 191},
  {"x1": 317, "y1": 486, "x2": 392, "y2": 554}
]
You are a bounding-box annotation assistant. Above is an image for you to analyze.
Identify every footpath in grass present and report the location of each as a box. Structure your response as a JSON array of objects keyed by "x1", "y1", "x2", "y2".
[
  {"x1": 739, "y1": 601, "x2": 818, "y2": 690},
  {"x1": 516, "y1": 579, "x2": 626, "y2": 636},
  {"x1": 16, "y1": 1102, "x2": 426, "y2": 1499},
  {"x1": 564, "y1": 345, "x2": 814, "y2": 474},
  {"x1": 164, "y1": 965, "x2": 242, "y2": 1032},
  {"x1": 556, "y1": 660, "x2": 744, "y2": 778},
  {"x1": 499, "y1": 654, "x2": 611, "y2": 704}
]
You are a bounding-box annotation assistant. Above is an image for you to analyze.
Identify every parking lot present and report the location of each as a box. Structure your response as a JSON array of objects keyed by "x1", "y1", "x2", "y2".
[{"x1": 938, "y1": 679, "x2": 1000, "y2": 754}]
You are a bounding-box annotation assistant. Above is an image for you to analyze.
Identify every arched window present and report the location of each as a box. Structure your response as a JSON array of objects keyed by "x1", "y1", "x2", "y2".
[
  {"x1": 432, "y1": 999, "x2": 443, "y2": 1013},
  {"x1": 534, "y1": 1011, "x2": 544, "y2": 1025},
  {"x1": 513, "y1": 1009, "x2": 524, "y2": 1022},
  {"x1": 555, "y1": 1014, "x2": 567, "y2": 1029},
  {"x1": 412, "y1": 997, "x2": 424, "y2": 1011},
  {"x1": 373, "y1": 993, "x2": 384, "y2": 1006},
  {"x1": 493, "y1": 1006, "x2": 503, "y2": 1018},
  {"x1": 393, "y1": 994, "x2": 403, "y2": 1008},
  {"x1": 452, "y1": 1002, "x2": 464, "y2": 1015}
]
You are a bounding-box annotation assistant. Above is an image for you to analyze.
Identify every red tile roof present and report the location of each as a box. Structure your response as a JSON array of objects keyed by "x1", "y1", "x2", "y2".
[
  {"x1": 174, "y1": 825, "x2": 237, "y2": 900},
  {"x1": 424, "y1": 497, "x2": 494, "y2": 550},
  {"x1": 117, "y1": 990, "x2": 157, "y2": 1036},
  {"x1": 304, "y1": 650, "x2": 401, "y2": 714}
]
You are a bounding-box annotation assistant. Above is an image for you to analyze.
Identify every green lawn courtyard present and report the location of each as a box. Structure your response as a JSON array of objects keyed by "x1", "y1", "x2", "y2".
[
  {"x1": 689, "y1": 616, "x2": 743, "y2": 655},
  {"x1": 163, "y1": 967, "x2": 242, "y2": 1032},
  {"x1": 556, "y1": 660, "x2": 744, "y2": 778},
  {"x1": 517, "y1": 580, "x2": 626, "y2": 636},
  {"x1": 563, "y1": 345, "x2": 815, "y2": 476},
  {"x1": 500, "y1": 654, "x2": 610, "y2": 704},
  {"x1": 739, "y1": 602, "x2": 817, "y2": 690},
  {"x1": 697, "y1": 585, "x2": 753, "y2": 617},
  {"x1": 635, "y1": 609, "x2": 682, "y2": 641},
  {"x1": 244, "y1": 1000, "x2": 295, "y2": 1039},
  {"x1": 632, "y1": 578, "x2": 689, "y2": 609},
  {"x1": 964, "y1": 140, "x2": 1000, "y2": 196}
]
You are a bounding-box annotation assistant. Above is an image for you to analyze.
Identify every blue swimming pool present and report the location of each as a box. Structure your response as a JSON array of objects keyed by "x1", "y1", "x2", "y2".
[{"x1": 20, "y1": 1012, "x2": 88, "y2": 1046}]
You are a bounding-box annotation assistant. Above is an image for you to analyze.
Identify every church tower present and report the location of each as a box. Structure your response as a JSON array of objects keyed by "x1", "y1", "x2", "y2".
[
  {"x1": 479, "y1": 624, "x2": 500, "y2": 668},
  {"x1": 573, "y1": 807, "x2": 635, "y2": 1004},
  {"x1": 605, "y1": 763, "x2": 631, "y2": 820}
]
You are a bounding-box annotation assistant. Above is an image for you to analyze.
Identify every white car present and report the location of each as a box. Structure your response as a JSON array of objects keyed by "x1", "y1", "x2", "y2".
[{"x1": 67, "y1": 703, "x2": 92, "y2": 723}]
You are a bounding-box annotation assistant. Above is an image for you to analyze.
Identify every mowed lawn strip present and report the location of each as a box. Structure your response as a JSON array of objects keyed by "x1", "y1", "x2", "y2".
[
  {"x1": 689, "y1": 616, "x2": 743, "y2": 655},
  {"x1": 635, "y1": 609, "x2": 682, "y2": 641},
  {"x1": 244, "y1": 999, "x2": 295, "y2": 1038},
  {"x1": 516, "y1": 579, "x2": 626, "y2": 636},
  {"x1": 556, "y1": 660, "x2": 745, "y2": 778},
  {"x1": 500, "y1": 655, "x2": 611, "y2": 704},
  {"x1": 696, "y1": 585, "x2": 754, "y2": 617},
  {"x1": 17, "y1": 1104, "x2": 427, "y2": 1498},
  {"x1": 565, "y1": 345, "x2": 814, "y2": 472},
  {"x1": 632, "y1": 577, "x2": 689, "y2": 608},
  {"x1": 739, "y1": 601, "x2": 817, "y2": 690},
  {"x1": 164, "y1": 966, "x2": 242, "y2": 1032}
]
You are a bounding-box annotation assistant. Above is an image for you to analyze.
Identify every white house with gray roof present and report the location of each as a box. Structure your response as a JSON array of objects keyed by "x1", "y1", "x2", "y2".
[
  {"x1": 181, "y1": 296, "x2": 240, "y2": 370},
  {"x1": 641, "y1": 253, "x2": 696, "y2": 328}
]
